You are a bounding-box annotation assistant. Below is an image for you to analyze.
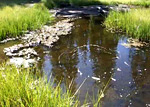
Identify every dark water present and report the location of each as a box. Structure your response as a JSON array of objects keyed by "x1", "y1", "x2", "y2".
[{"x1": 1, "y1": 17, "x2": 150, "y2": 106}]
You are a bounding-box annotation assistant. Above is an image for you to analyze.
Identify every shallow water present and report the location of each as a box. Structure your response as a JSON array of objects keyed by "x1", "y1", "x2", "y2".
[{"x1": 1, "y1": 17, "x2": 150, "y2": 106}]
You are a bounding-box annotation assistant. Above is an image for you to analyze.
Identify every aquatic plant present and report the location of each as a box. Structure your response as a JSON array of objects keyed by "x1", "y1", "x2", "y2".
[
  {"x1": 0, "y1": 4, "x2": 52, "y2": 40},
  {"x1": 104, "y1": 8, "x2": 150, "y2": 41},
  {"x1": 0, "y1": 64, "x2": 78, "y2": 107}
]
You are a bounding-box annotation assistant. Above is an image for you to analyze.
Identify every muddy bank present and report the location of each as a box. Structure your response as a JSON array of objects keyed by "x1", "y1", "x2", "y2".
[{"x1": 3, "y1": 19, "x2": 74, "y2": 67}]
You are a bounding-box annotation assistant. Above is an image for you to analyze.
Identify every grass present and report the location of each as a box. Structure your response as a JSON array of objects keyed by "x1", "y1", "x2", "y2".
[
  {"x1": 0, "y1": 62, "x2": 111, "y2": 106},
  {"x1": 42, "y1": 0, "x2": 103, "y2": 8},
  {"x1": 0, "y1": 0, "x2": 40, "y2": 5},
  {"x1": 0, "y1": 64, "x2": 79, "y2": 107},
  {"x1": 42, "y1": 0, "x2": 150, "y2": 8},
  {"x1": 0, "y1": 3, "x2": 52, "y2": 40},
  {"x1": 0, "y1": 0, "x2": 40, "y2": 9},
  {"x1": 104, "y1": 8, "x2": 150, "y2": 41},
  {"x1": 99, "y1": 0, "x2": 150, "y2": 7}
]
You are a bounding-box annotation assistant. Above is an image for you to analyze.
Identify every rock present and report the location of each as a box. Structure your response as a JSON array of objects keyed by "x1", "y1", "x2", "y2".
[
  {"x1": 4, "y1": 19, "x2": 74, "y2": 68},
  {"x1": 0, "y1": 37, "x2": 19, "y2": 44},
  {"x1": 110, "y1": 5, "x2": 130, "y2": 12},
  {"x1": 54, "y1": 6, "x2": 109, "y2": 18},
  {"x1": 3, "y1": 44, "x2": 30, "y2": 54},
  {"x1": 21, "y1": 19, "x2": 74, "y2": 48},
  {"x1": 118, "y1": 4, "x2": 129, "y2": 8},
  {"x1": 9, "y1": 57, "x2": 37, "y2": 68},
  {"x1": 5, "y1": 48, "x2": 38, "y2": 57},
  {"x1": 121, "y1": 38, "x2": 148, "y2": 48},
  {"x1": 52, "y1": 5, "x2": 130, "y2": 18}
]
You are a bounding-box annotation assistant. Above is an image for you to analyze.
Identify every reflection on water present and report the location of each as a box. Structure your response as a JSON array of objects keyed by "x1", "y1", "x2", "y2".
[
  {"x1": 1, "y1": 17, "x2": 150, "y2": 106},
  {"x1": 36, "y1": 17, "x2": 150, "y2": 106}
]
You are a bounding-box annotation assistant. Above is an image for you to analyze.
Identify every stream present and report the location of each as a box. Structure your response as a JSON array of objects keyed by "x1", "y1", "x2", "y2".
[{"x1": 1, "y1": 17, "x2": 150, "y2": 106}]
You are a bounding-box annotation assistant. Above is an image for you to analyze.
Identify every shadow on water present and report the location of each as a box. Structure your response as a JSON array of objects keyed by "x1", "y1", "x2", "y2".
[{"x1": 1, "y1": 16, "x2": 150, "y2": 106}]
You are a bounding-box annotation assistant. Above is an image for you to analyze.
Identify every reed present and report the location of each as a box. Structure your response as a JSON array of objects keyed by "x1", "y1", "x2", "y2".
[
  {"x1": 42, "y1": 0, "x2": 102, "y2": 8},
  {"x1": 99, "y1": 0, "x2": 150, "y2": 7},
  {"x1": 0, "y1": 64, "x2": 78, "y2": 107},
  {"x1": 42, "y1": 0, "x2": 150, "y2": 8},
  {"x1": 0, "y1": 4, "x2": 51, "y2": 40},
  {"x1": 104, "y1": 9, "x2": 150, "y2": 40}
]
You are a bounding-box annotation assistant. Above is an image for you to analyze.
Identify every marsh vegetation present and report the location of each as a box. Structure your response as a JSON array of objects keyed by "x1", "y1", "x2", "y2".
[
  {"x1": 0, "y1": 64, "x2": 78, "y2": 107},
  {"x1": 104, "y1": 8, "x2": 150, "y2": 40},
  {"x1": 0, "y1": 4, "x2": 51, "y2": 40},
  {"x1": 42, "y1": 0, "x2": 150, "y2": 8}
]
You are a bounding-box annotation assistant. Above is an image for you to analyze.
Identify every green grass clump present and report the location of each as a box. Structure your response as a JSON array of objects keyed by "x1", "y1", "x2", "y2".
[
  {"x1": 42, "y1": 0, "x2": 150, "y2": 8},
  {"x1": 42, "y1": 0, "x2": 103, "y2": 8},
  {"x1": 0, "y1": 64, "x2": 78, "y2": 107},
  {"x1": 69, "y1": 0, "x2": 102, "y2": 6},
  {"x1": 0, "y1": 4, "x2": 51, "y2": 40},
  {"x1": 0, "y1": 0, "x2": 38, "y2": 3},
  {"x1": 104, "y1": 9, "x2": 150, "y2": 41},
  {"x1": 98, "y1": 0, "x2": 150, "y2": 7}
]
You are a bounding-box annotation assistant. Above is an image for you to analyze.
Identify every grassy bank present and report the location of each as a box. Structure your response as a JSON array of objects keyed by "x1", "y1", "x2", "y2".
[
  {"x1": 0, "y1": 64, "x2": 78, "y2": 107},
  {"x1": 99, "y1": 0, "x2": 150, "y2": 7},
  {"x1": 42, "y1": 0, "x2": 150, "y2": 8},
  {"x1": 0, "y1": 0, "x2": 40, "y2": 5},
  {"x1": 0, "y1": 4, "x2": 51, "y2": 40},
  {"x1": 0, "y1": 63, "x2": 109, "y2": 106},
  {"x1": 104, "y1": 9, "x2": 150, "y2": 41},
  {"x1": 42, "y1": 0, "x2": 102, "y2": 8}
]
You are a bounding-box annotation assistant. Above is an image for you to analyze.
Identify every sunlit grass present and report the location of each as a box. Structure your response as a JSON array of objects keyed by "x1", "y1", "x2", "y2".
[
  {"x1": 104, "y1": 8, "x2": 150, "y2": 40},
  {"x1": 42, "y1": 0, "x2": 150, "y2": 8},
  {"x1": 0, "y1": 0, "x2": 39, "y2": 5},
  {"x1": 98, "y1": 0, "x2": 150, "y2": 6},
  {"x1": 42, "y1": 0, "x2": 102, "y2": 8},
  {"x1": 0, "y1": 62, "x2": 111, "y2": 106},
  {"x1": 0, "y1": 64, "x2": 78, "y2": 107},
  {"x1": 0, "y1": 4, "x2": 52, "y2": 40}
]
